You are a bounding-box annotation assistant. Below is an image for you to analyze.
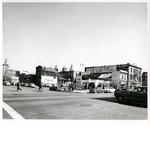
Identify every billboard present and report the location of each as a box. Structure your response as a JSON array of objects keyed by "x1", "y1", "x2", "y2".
[{"x1": 41, "y1": 76, "x2": 57, "y2": 85}]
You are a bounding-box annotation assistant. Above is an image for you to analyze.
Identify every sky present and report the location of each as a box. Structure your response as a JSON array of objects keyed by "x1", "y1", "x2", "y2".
[{"x1": 2, "y1": 2, "x2": 148, "y2": 73}]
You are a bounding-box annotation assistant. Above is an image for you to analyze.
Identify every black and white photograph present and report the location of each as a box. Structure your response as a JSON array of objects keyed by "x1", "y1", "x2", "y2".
[
  {"x1": 1, "y1": 1, "x2": 150, "y2": 150},
  {"x1": 2, "y1": 2, "x2": 148, "y2": 120}
]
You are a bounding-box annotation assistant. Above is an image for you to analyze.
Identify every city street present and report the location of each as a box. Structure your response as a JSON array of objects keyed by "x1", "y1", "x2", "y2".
[{"x1": 2, "y1": 85, "x2": 147, "y2": 120}]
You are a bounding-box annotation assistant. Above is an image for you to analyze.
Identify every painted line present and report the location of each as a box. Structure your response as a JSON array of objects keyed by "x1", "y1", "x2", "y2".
[{"x1": 2, "y1": 101, "x2": 25, "y2": 120}]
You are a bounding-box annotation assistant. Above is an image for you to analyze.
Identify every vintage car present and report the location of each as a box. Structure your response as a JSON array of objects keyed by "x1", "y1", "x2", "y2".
[
  {"x1": 89, "y1": 87, "x2": 106, "y2": 93},
  {"x1": 29, "y1": 83, "x2": 36, "y2": 88},
  {"x1": 3, "y1": 81, "x2": 11, "y2": 86},
  {"x1": 114, "y1": 86, "x2": 147, "y2": 104},
  {"x1": 105, "y1": 87, "x2": 116, "y2": 93}
]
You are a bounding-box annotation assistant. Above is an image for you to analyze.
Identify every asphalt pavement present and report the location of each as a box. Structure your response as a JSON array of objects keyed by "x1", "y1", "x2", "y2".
[{"x1": 2, "y1": 85, "x2": 148, "y2": 120}]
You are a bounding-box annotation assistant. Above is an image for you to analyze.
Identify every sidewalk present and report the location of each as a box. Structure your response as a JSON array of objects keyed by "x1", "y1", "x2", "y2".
[{"x1": 72, "y1": 89, "x2": 89, "y2": 93}]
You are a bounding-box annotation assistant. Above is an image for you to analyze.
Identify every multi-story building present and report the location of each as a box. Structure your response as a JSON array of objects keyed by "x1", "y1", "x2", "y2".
[
  {"x1": 58, "y1": 65, "x2": 80, "y2": 82},
  {"x1": 3, "y1": 59, "x2": 20, "y2": 84},
  {"x1": 58, "y1": 70, "x2": 80, "y2": 82},
  {"x1": 36, "y1": 66, "x2": 58, "y2": 86},
  {"x1": 19, "y1": 73, "x2": 36, "y2": 84},
  {"x1": 85, "y1": 63, "x2": 142, "y2": 88}
]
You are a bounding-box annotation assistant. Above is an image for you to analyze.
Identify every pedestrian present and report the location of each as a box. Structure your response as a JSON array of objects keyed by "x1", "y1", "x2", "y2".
[
  {"x1": 38, "y1": 82, "x2": 43, "y2": 92},
  {"x1": 17, "y1": 82, "x2": 22, "y2": 91}
]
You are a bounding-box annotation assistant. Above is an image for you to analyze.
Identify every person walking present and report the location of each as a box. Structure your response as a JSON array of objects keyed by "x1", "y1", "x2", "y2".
[
  {"x1": 17, "y1": 82, "x2": 22, "y2": 91},
  {"x1": 38, "y1": 82, "x2": 43, "y2": 92}
]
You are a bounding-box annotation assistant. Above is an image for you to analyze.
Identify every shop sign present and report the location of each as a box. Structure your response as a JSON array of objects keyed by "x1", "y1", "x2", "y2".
[{"x1": 76, "y1": 76, "x2": 82, "y2": 89}]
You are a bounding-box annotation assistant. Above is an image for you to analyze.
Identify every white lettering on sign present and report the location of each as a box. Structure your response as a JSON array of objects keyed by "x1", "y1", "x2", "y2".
[{"x1": 41, "y1": 76, "x2": 57, "y2": 84}]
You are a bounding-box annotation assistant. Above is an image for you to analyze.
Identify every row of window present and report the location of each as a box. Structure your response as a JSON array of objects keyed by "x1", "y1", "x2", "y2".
[
  {"x1": 120, "y1": 74, "x2": 127, "y2": 80},
  {"x1": 130, "y1": 67, "x2": 141, "y2": 74},
  {"x1": 120, "y1": 73, "x2": 141, "y2": 82},
  {"x1": 130, "y1": 75, "x2": 141, "y2": 82}
]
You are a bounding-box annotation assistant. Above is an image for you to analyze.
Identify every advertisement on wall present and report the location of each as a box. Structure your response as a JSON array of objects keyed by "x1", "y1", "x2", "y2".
[{"x1": 41, "y1": 76, "x2": 57, "y2": 85}]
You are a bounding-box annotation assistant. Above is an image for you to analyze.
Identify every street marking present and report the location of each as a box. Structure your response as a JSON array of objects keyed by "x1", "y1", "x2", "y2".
[{"x1": 2, "y1": 101, "x2": 25, "y2": 120}]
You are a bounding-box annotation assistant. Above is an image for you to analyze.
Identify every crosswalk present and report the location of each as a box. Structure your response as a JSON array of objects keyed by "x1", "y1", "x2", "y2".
[{"x1": 2, "y1": 101, "x2": 25, "y2": 120}]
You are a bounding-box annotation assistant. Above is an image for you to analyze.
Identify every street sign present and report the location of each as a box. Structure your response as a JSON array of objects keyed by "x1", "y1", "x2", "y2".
[{"x1": 76, "y1": 76, "x2": 82, "y2": 89}]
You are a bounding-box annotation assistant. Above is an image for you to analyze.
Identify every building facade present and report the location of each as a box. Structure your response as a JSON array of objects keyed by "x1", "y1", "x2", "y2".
[
  {"x1": 58, "y1": 70, "x2": 80, "y2": 82},
  {"x1": 85, "y1": 63, "x2": 142, "y2": 88},
  {"x1": 142, "y1": 72, "x2": 147, "y2": 86},
  {"x1": 36, "y1": 66, "x2": 58, "y2": 86},
  {"x1": 19, "y1": 73, "x2": 36, "y2": 84},
  {"x1": 3, "y1": 60, "x2": 20, "y2": 84}
]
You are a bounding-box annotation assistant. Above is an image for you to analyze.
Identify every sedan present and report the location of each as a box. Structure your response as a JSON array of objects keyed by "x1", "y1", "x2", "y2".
[
  {"x1": 4, "y1": 81, "x2": 11, "y2": 86},
  {"x1": 105, "y1": 87, "x2": 116, "y2": 93},
  {"x1": 29, "y1": 83, "x2": 36, "y2": 88},
  {"x1": 89, "y1": 87, "x2": 106, "y2": 93}
]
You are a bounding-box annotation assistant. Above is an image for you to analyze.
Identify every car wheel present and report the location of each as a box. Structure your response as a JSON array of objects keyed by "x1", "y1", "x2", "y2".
[{"x1": 117, "y1": 96, "x2": 124, "y2": 103}]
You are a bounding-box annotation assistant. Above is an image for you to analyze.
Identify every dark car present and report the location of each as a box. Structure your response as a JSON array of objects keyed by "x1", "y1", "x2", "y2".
[
  {"x1": 49, "y1": 85, "x2": 61, "y2": 91},
  {"x1": 114, "y1": 86, "x2": 147, "y2": 104},
  {"x1": 3, "y1": 81, "x2": 11, "y2": 86}
]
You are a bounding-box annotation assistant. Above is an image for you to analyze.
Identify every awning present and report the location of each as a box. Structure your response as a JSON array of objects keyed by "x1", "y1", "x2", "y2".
[
  {"x1": 98, "y1": 73, "x2": 112, "y2": 79},
  {"x1": 120, "y1": 70, "x2": 127, "y2": 73}
]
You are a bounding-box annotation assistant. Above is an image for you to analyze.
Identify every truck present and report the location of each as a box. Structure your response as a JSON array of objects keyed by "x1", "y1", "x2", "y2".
[{"x1": 114, "y1": 86, "x2": 147, "y2": 105}]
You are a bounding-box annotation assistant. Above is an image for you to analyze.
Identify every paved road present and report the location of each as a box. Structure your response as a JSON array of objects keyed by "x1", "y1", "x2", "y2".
[{"x1": 2, "y1": 85, "x2": 147, "y2": 120}]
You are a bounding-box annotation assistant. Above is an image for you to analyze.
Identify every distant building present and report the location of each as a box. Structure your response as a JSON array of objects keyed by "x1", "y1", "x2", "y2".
[
  {"x1": 19, "y1": 73, "x2": 36, "y2": 84},
  {"x1": 85, "y1": 63, "x2": 142, "y2": 88},
  {"x1": 36, "y1": 66, "x2": 58, "y2": 86},
  {"x1": 142, "y1": 72, "x2": 147, "y2": 86},
  {"x1": 3, "y1": 59, "x2": 20, "y2": 80},
  {"x1": 59, "y1": 65, "x2": 80, "y2": 82}
]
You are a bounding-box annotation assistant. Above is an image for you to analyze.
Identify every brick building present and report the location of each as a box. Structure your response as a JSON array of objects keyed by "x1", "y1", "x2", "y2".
[
  {"x1": 85, "y1": 63, "x2": 142, "y2": 88},
  {"x1": 36, "y1": 66, "x2": 58, "y2": 86}
]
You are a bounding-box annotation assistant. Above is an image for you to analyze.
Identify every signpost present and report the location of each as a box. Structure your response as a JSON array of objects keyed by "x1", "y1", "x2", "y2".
[{"x1": 76, "y1": 76, "x2": 82, "y2": 90}]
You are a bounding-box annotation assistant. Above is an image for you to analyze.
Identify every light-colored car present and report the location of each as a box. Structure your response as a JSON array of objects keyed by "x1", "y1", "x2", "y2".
[
  {"x1": 105, "y1": 87, "x2": 116, "y2": 93},
  {"x1": 4, "y1": 81, "x2": 11, "y2": 86},
  {"x1": 89, "y1": 87, "x2": 106, "y2": 93},
  {"x1": 25, "y1": 83, "x2": 29, "y2": 87},
  {"x1": 29, "y1": 83, "x2": 36, "y2": 88}
]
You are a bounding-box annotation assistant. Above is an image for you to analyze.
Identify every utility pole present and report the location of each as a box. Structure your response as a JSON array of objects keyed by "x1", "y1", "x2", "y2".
[{"x1": 80, "y1": 63, "x2": 84, "y2": 73}]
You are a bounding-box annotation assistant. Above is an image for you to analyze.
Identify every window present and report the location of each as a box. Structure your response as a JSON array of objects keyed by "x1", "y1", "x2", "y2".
[
  {"x1": 139, "y1": 76, "x2": 141, "y2": 82},
  {"x1": 124, "y1": 75, "x2": 127, "y2": 80},
  {"x1": 130, "y1": 75, "x2": 132, "y2": 80},
  {"x1": 130, "y1": 68, "x2": 132, "y2": 73},
  {"x1": 136, "y1": 69, "x2": 138, "y2": 74}
]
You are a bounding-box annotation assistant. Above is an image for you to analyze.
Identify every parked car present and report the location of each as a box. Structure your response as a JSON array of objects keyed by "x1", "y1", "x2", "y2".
[
  {"x1": 89, "y1": 87, "x2": 106, "y2": 93},
  {"x1": 3, "y1": 81, "x2": 11, "y2": 86},
  {"x1": 20, "y1": 82, "x2": 25, "y2": 86},
  {"x1": 29, "y1": 83, "x2": 36, "y2": 88},
  {"x1": 25, "y1": 83, "x2": 29, "y2": 87},
  {"x1": 114, "y1": 86, "x2": 147, "y2": 104},
  {"x1": 105, "y1": 87, "x2": 116, "y2": 93},
  {"x1": 49, "y1": 84, "x2": 59, "y2": 91}
]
